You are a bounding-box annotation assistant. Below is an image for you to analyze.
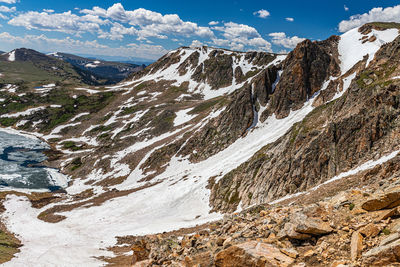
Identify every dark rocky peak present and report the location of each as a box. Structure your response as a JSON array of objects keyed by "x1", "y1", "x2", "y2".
[{"x1": 261, "y1": 36, "x2": 340, "y2": 119}]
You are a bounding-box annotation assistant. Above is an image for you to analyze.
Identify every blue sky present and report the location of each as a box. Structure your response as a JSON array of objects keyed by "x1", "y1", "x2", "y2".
[{"x1": 0, "y1": 0, "x2": 399, "y2": 61}]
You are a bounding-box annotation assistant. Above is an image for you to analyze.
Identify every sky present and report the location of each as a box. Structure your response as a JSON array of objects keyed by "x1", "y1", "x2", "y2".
[{"x1": 0, "y1": 0, "x2": 399, "y2": 61}]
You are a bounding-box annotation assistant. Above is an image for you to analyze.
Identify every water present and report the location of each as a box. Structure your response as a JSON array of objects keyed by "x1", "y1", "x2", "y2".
[{"x1": 0, "y1": 130, "x2": 69, "y2": 192}]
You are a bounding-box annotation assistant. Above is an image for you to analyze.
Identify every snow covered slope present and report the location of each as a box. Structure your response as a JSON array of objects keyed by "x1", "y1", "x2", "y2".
[{"x1": 1, "y1": 23, "x2": 400, "y2": 266}]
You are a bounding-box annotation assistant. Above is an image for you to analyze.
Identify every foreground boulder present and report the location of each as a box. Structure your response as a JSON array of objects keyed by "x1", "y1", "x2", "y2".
[
  {"x1": 278, "y1": 212, "x2": 333, "y2": 240},
  {"x1": 363, "y1": 238, "x2": 400, "y2": 265},
  {"x1": 361, "y1": 187, "x2": 400, "y2": 211},
  {"x1": 214, "y1": 241, "x2": 294, "y2": 267}
]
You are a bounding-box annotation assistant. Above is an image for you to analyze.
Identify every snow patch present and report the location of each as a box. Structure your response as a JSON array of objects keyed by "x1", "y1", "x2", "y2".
[
  {"x1": 174, "y1": 108, "x2": 195, "y2": 126},
  {"x1": 339, "y1": 27, "x2": 399, "y2": 74},
  {"x1": 7, "y1": 51, "x2": 15, "y2": 62}
]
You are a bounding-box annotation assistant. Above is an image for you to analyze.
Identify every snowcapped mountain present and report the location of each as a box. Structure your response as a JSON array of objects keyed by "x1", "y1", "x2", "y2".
[{"x1": 1, "y1": 22, "x2": 400, "y2": 265}]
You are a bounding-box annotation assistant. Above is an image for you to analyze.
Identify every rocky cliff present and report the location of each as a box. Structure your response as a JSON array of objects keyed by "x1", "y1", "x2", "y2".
[{"x1": 1, "y1": 22, "x2": 400, "y2": 266}]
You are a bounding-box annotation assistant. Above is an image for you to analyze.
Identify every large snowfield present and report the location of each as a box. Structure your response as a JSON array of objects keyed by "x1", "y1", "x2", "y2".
[{"x1": 1, "y1": 27, "x2": 400, "y2": 266}]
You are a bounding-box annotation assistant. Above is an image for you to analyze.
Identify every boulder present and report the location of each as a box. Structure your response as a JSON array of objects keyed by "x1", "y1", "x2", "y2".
[
  {"x1": 361, "y1": 188, "x2": 400, "y2": 211},
  {"x1": 184, "y1": 251, "x2": 213, "y2": 267},
  {"x1": 363, "y1": 239, "x2": 400, "y2": 265},
  {"x1": 350, "y1": 231, "x2": 363, "y2": 260},
  {"x1": 278, "y1": 212, "x2": 333, "y2": 240},
  {"x1": 291, "y1": 212, "x2": 333, "y2": 235},
  {"x1": 359, "y1": 223, "x2": 382, "y2": 238},
  {"x1": 214, "y1": 241, "x2": 294, "y2": 267}
]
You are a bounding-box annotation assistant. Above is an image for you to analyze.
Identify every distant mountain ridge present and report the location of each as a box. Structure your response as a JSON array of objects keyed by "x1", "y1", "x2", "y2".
[
  {"x1": 0, "y1": 48, "x2": 145, "y2": 86},
  {"x1": 48, "y1": 52, "x2": 145, "y2": 84},
  {"x1": 0, "y1": 48, "x2": 105, "y2": 86}
]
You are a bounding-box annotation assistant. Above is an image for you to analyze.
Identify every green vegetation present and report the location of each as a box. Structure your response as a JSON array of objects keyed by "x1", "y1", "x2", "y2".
[
  {"x1": 349, "y1": 203, "x2": 355, "y2": 210},
  {"x1": 0, "y1": 229, "x2": 20, "y2": 264},
  {"x1": 189, "y1": 96, "x2": 228, "y2": 114},
  {"x1": 0, "y1": 117, "x2": 18, "y2": 127},
  {"x1": 382, "y1": 228, "x2": 391, "y2": 235},
  {"x1": 243, "y1": 69, "x2": 261, "y2": 80},
  {"x1": 121, "y1": 105, "x2": 143, "y2": 115},
  {"x1": 70, "y1": 157, "x2": 82, "y2": 171},
  {"x1": 367, "y1": 22, "x2": 400, "y2": 30},
  {"x1": 62, "y1": 141, "x2": 83, "y2": 151},
  {"x1": 90, "y1": 125, "x2": 113, "y2": 133}
]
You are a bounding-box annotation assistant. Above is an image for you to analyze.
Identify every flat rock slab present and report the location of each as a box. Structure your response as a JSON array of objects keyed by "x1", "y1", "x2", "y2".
[
  {"x1": 362, "y1": 188, "x2": 400, "y2": 211},
  {"x1": 215, "y1": 241, "x2": 295, "y2": 267}
]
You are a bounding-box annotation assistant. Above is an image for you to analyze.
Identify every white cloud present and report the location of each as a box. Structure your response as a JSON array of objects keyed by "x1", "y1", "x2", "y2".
[
  {"x1": 344, "y1": 5, "x2": 349, "y2": 11},
  {"x1": 81, "y1": 4, "x2": 214, "y2": 40},
  {"x1": 269, "y1": 32, "x2": 305, "y2": 49},
  {"x1": 190, "y1": 40, "x2": 203, "y2": 47},
  {"x1": 338, "y1": 5, "x2": 400, "y2": 32},
  {"x1": 8, "y1": 11, "x2": 107, "y2": 35},
  {"x1": 3, "y1": 3, "x2": 280, "y2": 55},
  {"x1": 253, "y1": 9, "x2": 270, "y2": 19},
  {"x1": 285, "y1": 17, "x2": 294, "y2": 22},
  {"x1": 98, "y1": 22, "x2": 137, "y2": 40},
  {"x1": 0, "y1": 0, "x2": 17, "y2": 4},
  {"x1": 0, "y1": 31, "x2": 168, "y2": 60},
  {"x1": 0, "y1": 5, "x2": 15, "y2": 12},
  {"x1": 213, "y1": 22, "x2": 272, "y2": 51},
  {"x1": 216, "y1": 22, "x2": 260, "y2": 40}
]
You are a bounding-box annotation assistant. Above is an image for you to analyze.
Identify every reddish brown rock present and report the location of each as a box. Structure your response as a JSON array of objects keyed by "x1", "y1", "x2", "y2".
[
  {"x1": 214, "y1": 241, "x2": 294, "y2": 267},
  {"x1": 361, "y1": 188, "x2": 400, "y2": 211},
  {"x1": 359, "y1": 223, "x2": 382, "y2": 238},
  {"x1": 350, "y1": 231, "x2": 363, "y2": 260}
]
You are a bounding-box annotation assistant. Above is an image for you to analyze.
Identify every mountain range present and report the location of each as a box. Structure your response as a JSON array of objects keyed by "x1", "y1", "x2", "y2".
[
  {"x1": 0, "y1": 48, "x2": 145, "y2": 87},
  {"x1": 0, "y1": 22, "x2": 400, "y2": 266}
]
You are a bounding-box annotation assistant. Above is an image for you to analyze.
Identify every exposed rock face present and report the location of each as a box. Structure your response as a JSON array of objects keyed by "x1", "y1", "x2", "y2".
[
  {"x1": 192, "y1": 50, "x2": 234, "y2": 89},
  {"x1": 210, "y1": 35, "x2": 400, "y2": 213},
  {"x1": 265, "y1": 36, "x2": 340, "y2": 119}
]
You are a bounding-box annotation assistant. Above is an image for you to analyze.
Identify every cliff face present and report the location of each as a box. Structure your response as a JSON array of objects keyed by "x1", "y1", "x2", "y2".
[
  {"x1": 2, "y1": 23, "x2": 400, "y2": 266},
  {"x1": 209, "y1": 32, "x2": 400, "y2": 213}
]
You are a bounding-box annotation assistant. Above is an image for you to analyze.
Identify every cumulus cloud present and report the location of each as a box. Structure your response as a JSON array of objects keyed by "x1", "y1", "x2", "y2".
[
  {"x1": 0, "y1": 31, "x2": 168, "y2": 60},
  {"x1": 8, "y1": 11, "x2": 107, "y2": 35},
  {"x1": 190, "y1": 40, "x2": 203, "y2": 47},
  {"x1": 344, "y1": 5, "x2": 349, "y2": 11},
  {"x1": 213, "y1": 22, "x2": 272, "y2": 51},
  {"x1": 0, "y1": 4, "x2": 15, "y2": 19},
  {"x1": 253, "y1": 9, "x2": 270, "y2": 18},
  {"x1": 269, "y1": 32, "x2": 305, "y2": 49},
  {"x1": 0, "y1": 5, "x2": 15, "y2": 12},
  {"x1": 4, "y1": 3, "x2": 280, "y2": 56},
  {"x1": 81, "y1": 3, "x2": 214, "y2": 40},
  {"x1": 285, "y1": 17, "x2": 294, "y2": 22},
  {"x1": 0, "y1": 0, "x2": 17, "y2": 3},
  {"x1": 98, "y1": 22, "x2": 137, "y2": 40},
  {"x1": 338, "y1": 5, "x2": 400, "y2": 32}
]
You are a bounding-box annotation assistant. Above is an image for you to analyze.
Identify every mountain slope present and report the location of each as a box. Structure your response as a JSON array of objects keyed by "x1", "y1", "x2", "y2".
[
  {"x1": 0, "y1": 23, "x2": 400, "y2": 266},
  {"x1": 0, "y1": 48, "x2": 109, "y2": 86},
  {"x1": 49, "y1": 52, "x2": 145, "y2": 84}
]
